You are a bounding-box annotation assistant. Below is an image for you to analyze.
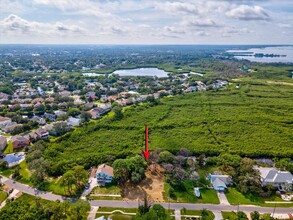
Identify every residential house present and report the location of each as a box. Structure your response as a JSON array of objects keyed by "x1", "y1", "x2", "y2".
[
  {"x1": 87, "y1": 108, "x2": 101, "y2": 119},
  {"x1": 0, "y1": 116, "x2": 12, "y2": 128},
  {"x1": 43, "y1": 113, "x2": 56, "y2": 122},
  {"x1": 59, "y1": 90, "x2": 71, "y2": 97},
  {"x1": 96, "y1": 103, "x2": 112, "y2": 113},
  {"x1": 31, "y1": 116, "x2": 46, "y2": 125},
  {"x1": 20, "y1": 104, "x2": 33, "y2": 111},
  {"x1": 45, "y1": 97, "x2": 55, "y2": 103},
  {"x1": 54, "y1": 110, "x2": 67, "y2": 117},
  {"x1": 11, "y1": 135, "x2": 30, "y2": 149},
  {"x1": 208, "y1": 174, "x2": 233, "y2": 191},
  {"x1": 96, "y1": 164, "x2": 114, "y2": 186},
  {"x1": 255, "y1": 166, "x2": 293, "y2": 192},
  {"x1": 29, "y1": 128, "x2": 49, "y2": 142},
  {"x1": 67, "y1": 117, "x2": 80, "y2": 127},
  {"x1": 3, "y1": 124, "x2": 23, "y2": 133},
  {"x1": 32, "y1": 98, "x2": 44, "y2": 104},
  {"x1": 58, "y1": 102, "x2": 68, "y2": 109},
  {"x1": 0, "y1": 136, "x2": 7, "y2": 151}
]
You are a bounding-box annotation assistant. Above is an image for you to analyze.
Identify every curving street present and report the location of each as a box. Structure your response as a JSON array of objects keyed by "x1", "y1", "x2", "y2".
[{"x1": 1, "y1": 175, "x2": 293, "y2": 216}]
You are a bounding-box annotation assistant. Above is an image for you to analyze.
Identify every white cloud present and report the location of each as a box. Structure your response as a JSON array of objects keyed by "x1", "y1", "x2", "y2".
[
  {"x1": 155, "y1": 1, "x2": 199, "y2": 15},
  {"x1": 183, "y1": 17, "x2": 221, "y2": 27},
  {"x1": 0, "y1": 14, "x2": 86, "y2": 36},
  {"x1": 277, "y1": 23, "x2": 292, "y2": 28},
  {"x1": 226, "y1": 5, "x2": 271, "y2": 21}
]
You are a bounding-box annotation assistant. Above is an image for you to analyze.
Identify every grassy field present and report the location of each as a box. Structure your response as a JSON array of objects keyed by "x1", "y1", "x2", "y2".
[
  {"x1": 164, "y1": 183, "x2": 219, "y2": 204},
  {"x1": 225, "y1": 187, "x2": 293, "y2": 207},
  {"x1": 3, "y1": 141, "x2": 13, "y2": 154},
  {"x1": 95, "y1": 213, "x2": 133, "y2": 220},
  {"x1": 0, "y1": 191, "x2": 8, "y2": 203},
  {"x1": 222, "y1": 211, "x2": 238, "y2": 220},
  {"x1": 97, "y1": 207, "x2": 137, "y2": 213},
  {"x1": 43, "y1": 78, "x2": 293, "y2": 171},
  {"x1": 181, "y1": 209, "x2": 215, "y2": 220}
]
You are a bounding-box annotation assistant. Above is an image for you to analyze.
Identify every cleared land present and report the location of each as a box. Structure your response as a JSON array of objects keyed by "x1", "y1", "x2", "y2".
[{"x1": 122, "y1": 171, "x2": 165, "y2": 202}]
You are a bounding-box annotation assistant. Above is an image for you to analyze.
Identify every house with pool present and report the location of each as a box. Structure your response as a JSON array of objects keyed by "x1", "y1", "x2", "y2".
[{"x1": 2, "y1": 152, "x2": 25, "y2": 167}]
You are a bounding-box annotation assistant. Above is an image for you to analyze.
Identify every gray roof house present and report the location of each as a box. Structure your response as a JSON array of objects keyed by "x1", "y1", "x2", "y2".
[
  {"x1": 67, "y1": 117, "x2": 80, "y2": 127},
  {"x1": 255, "y1": 166, "x2": 293, "y2": 192},
  {"x1": 0, "y1": 136, "x2": 7, "y2": 151},
  {"x1": 208, "y1": 174, "x2": 233, "y2": 191}
]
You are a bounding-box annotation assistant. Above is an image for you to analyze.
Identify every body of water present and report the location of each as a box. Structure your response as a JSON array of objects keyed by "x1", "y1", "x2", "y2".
[
  {"x1": 112, "y1": 68, "x2": 169, "y2": 77},
  {"x1": 227, "y1": 46, "x2": 293, "y2": 63}
]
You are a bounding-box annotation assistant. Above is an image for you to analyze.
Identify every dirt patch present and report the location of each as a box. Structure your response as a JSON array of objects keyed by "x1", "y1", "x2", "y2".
[
  {"x1": 122, "y1": 171, "x2": 165, "y2": 202},
  {"x1": 267, "y1": 81, "x2": 293, "y2": 86}
]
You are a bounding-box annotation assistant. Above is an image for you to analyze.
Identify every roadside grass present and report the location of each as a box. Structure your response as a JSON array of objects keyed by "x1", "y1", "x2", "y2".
[
  {"x1": 0, "y1": 164, "x2": 75, "y2": 198},
  {"x1": 225, "y1": 187, "x2": 293, "y2": 207},
  {"x1": 181, "y1": 209, "x2": 215, "y2": 220},
  {"x1": 89, "y1": 183, "x2": 122, "y2": 200},
  {"x1": 3, "y1": 141, "x2": 13, "y2": 154},
  {"x1": 88, "y1": 195, "x2": 123, "y2": 200},
  {"x1": 95, "y1": 213, "x2": 133, "y2": 219},
  {"x1": 222, "y1": 211, "x2": 237, "y2": 220},
  {"x1": 16, "y1": 193, "x2": 52, "y2": 206},
  {"x1": 91, "y1": 183, "x2": 121, "y2": 195},
  {"x1": 97, "y1": 207, "x2": 137, "y2": 213},
  {"x1": 164, "y1": 182, "x2": 219, "y2": 204},
  {"x1": 0, "y1": 190, "x2": 8, "y2": 203},
  {"x1": 0, "y1": 160, "x2": 31, "y2": 184}
]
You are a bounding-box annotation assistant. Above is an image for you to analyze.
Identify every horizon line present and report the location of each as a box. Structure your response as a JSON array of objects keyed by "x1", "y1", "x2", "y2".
[{"x1": 0, "y1": 43, "x2": 293, "y2": 46}]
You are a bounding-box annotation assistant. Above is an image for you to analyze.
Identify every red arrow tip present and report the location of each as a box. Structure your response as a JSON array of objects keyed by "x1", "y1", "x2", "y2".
[{"x1": 143, "y1": 151, "x2": 150, "y2": 161}]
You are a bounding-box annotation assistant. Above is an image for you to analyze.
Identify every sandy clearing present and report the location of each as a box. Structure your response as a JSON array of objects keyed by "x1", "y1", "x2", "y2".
[{"x1": 122, "y1": 171, "x2": 165, "y2": 202}]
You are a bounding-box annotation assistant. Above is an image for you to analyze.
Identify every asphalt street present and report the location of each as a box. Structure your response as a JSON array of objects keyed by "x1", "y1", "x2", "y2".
[{"x1": 2, "y1": 176, "x2": 293, "y2": 214}]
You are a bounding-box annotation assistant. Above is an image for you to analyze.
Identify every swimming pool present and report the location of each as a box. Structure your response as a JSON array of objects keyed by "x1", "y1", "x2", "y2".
[{"x1": 3, "y1": 153, "x2": 25, "y2": 164}]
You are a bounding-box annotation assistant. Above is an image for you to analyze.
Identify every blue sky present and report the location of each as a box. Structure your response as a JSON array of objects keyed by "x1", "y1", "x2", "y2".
[{"x1": 0, "y1": 0, "x2": 292, "y2": 44}]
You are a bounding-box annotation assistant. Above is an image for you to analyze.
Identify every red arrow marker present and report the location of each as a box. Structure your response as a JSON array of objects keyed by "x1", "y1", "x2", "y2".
[{"x1": 143, "y1": 125, "x2": 150, "y2": 161}]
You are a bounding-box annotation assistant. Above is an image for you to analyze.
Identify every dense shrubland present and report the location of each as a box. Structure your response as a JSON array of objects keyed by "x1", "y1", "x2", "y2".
[{"x1": 26, "y1": 79, "x2": 292, "y2": 177}]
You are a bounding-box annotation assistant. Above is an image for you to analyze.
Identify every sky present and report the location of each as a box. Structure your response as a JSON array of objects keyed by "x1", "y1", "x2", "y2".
[{"x1": 0, "y1": 0, "x2": 293, "y2": 45}]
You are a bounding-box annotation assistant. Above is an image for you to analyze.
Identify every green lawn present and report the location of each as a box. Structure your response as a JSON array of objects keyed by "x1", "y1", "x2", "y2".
[
  {"x1": 164, "y1": 182, "x2": 219, "y2": 204},
  {"x1": 225, "y1": 187, "x2": 293, "y2": 207},
  {"x1": 97, "y1": 207, "x2": 137, "y2": 213},
  {"x1": 0, "y1": 191, "x2": 8, "y2": 203},
  {"x1": 222, "y1": 211, "x2": 237, "y2": 220},
  {"x1": 95, "y1": 213, "x2": 133, "y2": 220},
  {"x1": 91, "y1": 183, "x2": 121, "y2": 195},
  {"x1": 0, "y1": 160, "x2": 30, "y2": 183},
  {"x1": 181, "y1": 209, "x2": 215, "y2": 220},
  {"x1": 3, "y1": 141, "x2": 13, "y2": 154}
]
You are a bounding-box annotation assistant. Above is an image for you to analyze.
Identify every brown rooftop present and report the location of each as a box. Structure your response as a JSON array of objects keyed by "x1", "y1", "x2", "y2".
[{"x1": 96, "y1": 164, "x2": 114, "y2": 177}]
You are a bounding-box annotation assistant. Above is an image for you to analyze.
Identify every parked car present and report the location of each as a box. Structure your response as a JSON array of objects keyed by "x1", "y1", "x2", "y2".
[{"x1": 8, "y1": 188, "x2": 14, "y2": 194}]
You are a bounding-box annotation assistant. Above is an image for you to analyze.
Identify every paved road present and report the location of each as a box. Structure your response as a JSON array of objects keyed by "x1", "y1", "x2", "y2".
[
  {"x1": 89, "y1": 200, "x2": 293, "y2": 214},
  {"x1": 1, "y1": 176, "x2": 66, "y2": 201},
  {"x1": 1, "y1": 175, "x2": 293, "y2": 215}
]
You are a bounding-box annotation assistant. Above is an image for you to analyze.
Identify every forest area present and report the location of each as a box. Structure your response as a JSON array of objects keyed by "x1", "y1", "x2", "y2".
[{"x1": 41, "y1": 77, "x2": 293, "y2": 176}]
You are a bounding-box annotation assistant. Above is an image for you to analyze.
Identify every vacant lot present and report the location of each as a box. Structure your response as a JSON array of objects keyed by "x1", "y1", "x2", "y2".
[{"x1": 122, "y1": 171, "x2": 165, "y2": 202}]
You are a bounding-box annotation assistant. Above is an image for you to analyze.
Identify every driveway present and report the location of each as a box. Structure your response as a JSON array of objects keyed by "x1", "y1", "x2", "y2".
[
  {"x1": 81, "y1": 177, "x2": 97, "y2": 200},
  {"x1": 217, "y1": 191, "x2": 230, "y2": 205}
]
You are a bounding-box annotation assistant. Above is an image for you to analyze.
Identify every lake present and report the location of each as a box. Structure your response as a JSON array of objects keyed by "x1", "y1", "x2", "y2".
[
  {"x1": 227, "y1": 46, "x2": 293, "y2": 63},
  {"x1": 112, "y1": 68, "x2": 169, "y2": 77}
]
